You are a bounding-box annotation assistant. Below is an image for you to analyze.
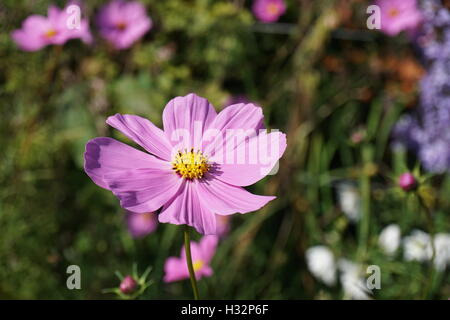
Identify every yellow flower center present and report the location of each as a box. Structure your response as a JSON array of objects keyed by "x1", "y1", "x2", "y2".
[
  {"x1": 389, "y1": 8, "x2": 399, "y2": 17},
  {"x1": 193, "y1": 260, "x2": 204, "y2": 272},
  {"x1": 267, "y1": 3, "x2": 279, "y2": 15},
  {"x1": 116, "y1": 22, "x2": 127, "y2": 31},
  {"x1": 45, "y1": 29, "x2": 57, "y2": 38},
  {"x1": 172, "y1": 149, "x2": 209, "y2": 180}
]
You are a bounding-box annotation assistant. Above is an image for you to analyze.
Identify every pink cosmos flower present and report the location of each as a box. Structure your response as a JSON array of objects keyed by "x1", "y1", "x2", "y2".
[
  {"x1": 252, "y1": 0, "x2": 286, "y2": 23},
  {"x1": 126, "y1": 211, "x2": 158, "y2": 238},
  {"x1": 164, "y1": 236, "x2": 218, "y2": 282},
  {"x1": 375, "y1": 0, "x2": 423, "y2": 36},
  {"x1": 84, "y1": 93, "x2": 286, "y2": 235},
  {"x1": 11, "y1": 2, "x2": 92, "y2": 51},
  {"x1": 96, "y1": 0, "x2": 152, "y2": 50}
]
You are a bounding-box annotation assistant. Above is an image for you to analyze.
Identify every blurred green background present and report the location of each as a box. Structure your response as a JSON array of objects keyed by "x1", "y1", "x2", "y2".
[{"x1": 1, "y1": 0, "x2": 450, "y2": 299}]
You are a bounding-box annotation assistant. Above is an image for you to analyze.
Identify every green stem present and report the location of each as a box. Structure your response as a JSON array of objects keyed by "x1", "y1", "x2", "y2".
[{"x1": 183, "y1": 225, "x2": 200, "y2": 300}]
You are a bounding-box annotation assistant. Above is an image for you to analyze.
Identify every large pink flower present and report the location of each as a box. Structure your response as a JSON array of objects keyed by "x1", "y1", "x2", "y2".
[
  {"x1": 84, "y1": 93, "x2": 287, "y2": 235},
  {"x1": 164, "y1": 236, "x2": 218, "y2": 282},
  {"x1": 376, "y1": 0, "x2": 423, "y2": 36},
  {"x1": 12, "y1": 2, "x2": 92, "y2": 51}
]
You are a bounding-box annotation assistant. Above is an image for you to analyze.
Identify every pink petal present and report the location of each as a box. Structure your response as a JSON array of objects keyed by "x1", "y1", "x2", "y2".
[
  {"x1": 163, "y1": 257, "x2": 189, "y2": 282},
  {"x1": 163, "y1": 93, "x2": 217, "y2": 151},
  {"x1": 197, "y1": 176, "x2": 275, "y2": 215},
  {"x1": 203, "y1": 103, "x2": 264, "y2": 153},
  {"x1": 158, "y1": 180, "x2": 217, "y2": 235},
  {"x1": 106, "y1": 114, "x2": 173, "y2": 161},
  {"x1": 210, "y1": 130, "x2": 287, "y2": 186},
  {"x1": 84, "y1": 137, "x2": 164, "y2": 189},
  {"x1": 104, "y1": 168, "x2": 182, "y2": 213},
  {"x1": 199, "y1": 236, "x2": 219, "y2": 263}
]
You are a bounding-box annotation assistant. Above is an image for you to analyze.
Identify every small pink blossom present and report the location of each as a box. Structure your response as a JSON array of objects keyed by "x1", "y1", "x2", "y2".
[
  {"x1": 97, "y1": 0, "x2": 152, "y2": 50},
  {"x1": 126, "y1": 211, "x2": 158, "y2": 238},
  {"x1": 11, "y1": 2, "x2": 92, "y2": 51},
  {"x1": 398, "y1": 172, "x2": 417, "y2": 191},
  {"x1": 164, "y1": 236, "x2": 218, "y2": 282},
  {"x1": 252, "y1": 0, "x2": 286, "y2": 23},
  {"x1": 376, "y1": 0, "x2": 423, "y2": 36}
]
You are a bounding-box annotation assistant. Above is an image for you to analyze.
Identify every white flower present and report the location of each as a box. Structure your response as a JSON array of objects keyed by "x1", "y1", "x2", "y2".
[
  {"x1": 338, "y1": 259, "x2": 372, "y2": 300},
  {"x1": 433, "y1": 233, "x2": 450, "y2": 271},
  {"x1": 336, "y1": 182, "x2": 361, "y2": 222},
  {"x1": 403, "y1": 230, "x2": 432, "y2": 262},
  {"x1": 306, "y1": 246, "x2": 337, "y2": 286},
  {"x1": 378, "y1": 224, "x2": 401, "y2": 256}
]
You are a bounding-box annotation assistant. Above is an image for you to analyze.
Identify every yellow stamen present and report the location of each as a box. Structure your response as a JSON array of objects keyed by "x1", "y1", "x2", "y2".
[
  {"x1": 45, "y1": 29, "x2": 57, "y2": 38},
  {"x1": 116, "y1": 22, "x2": 127, "y2": 31},
  {"x1": 193, "y1": 260, "x2": 204, "y2": 272},
  {"x1": 389, "y1": 8, "x2": 399, "y2": 17},
  {"x1": 172, "y1": 149, "x2": 209, "y2": 180},
  {"x1": 267, "y1": 3, "x2": 279, "y2": 15}
]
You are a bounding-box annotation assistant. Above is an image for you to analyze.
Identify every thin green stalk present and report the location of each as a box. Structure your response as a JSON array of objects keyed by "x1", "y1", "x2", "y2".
[
  {"x1": 183, "y1": 225, "x2": 200, "y2": 300},
  {"x1": 418, "y1": 197, "x2": 436, "y2": 299},
  {"x1": 357, "y1": 145, "x2": 373, "y2": 260}
]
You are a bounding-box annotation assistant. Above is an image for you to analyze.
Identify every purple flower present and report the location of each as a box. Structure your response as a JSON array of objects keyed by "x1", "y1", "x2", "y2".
[
  {"x1": 96, "y1": 0, "x2": 152, "y2": 50},
  {"x1": 393, "y1": 1, "x2": 450, "y2": 173},
  {"x1": 126, "y1": 211, "x2": 158, "y2": 238},
  {"x1": 119, "y1": 275, "x2": 138, "y2": 294},
  {"x1": 163, "y1": 236, "x2": 218, "y2": 282},
  {"x1": 375, "y1": 0, "x2": 423, "y2": 36},
  {"x1": 84, "y1": 93, "x2": 286, "y2": 235},
  {"x1": 11, "y1": 2, "x2": 92, "y2": 51},
  {"x1": 252, "y1": 0, "x2": 286, "y2": 23},
  {"x1": 398, "y1": 172, "x2": 417, "y2": 191}
]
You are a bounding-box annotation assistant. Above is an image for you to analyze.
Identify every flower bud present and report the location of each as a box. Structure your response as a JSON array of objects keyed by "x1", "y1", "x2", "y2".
[
  {"x1": 120, "y1": 275, "x2": 138, "y2": 294},
  {"x1": 399, "y1": 172, "x2": 417, "y2": 191}
]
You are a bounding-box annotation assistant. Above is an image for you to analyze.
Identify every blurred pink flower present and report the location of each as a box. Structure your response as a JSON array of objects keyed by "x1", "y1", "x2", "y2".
[
  {"x1": 96, "y1": 0, "x2": 152, "y2": 49},
  {"x1": 375, "y1": 0, "x2": 423, "y2": 36},
  {"x1": 216, "y1": 215, "x2": 230, "y2": 238},
  {"x1": 119, "y1": 275, "x2": 138, "y2": 294},
  {"x1": 164, "y1": 236, "x2": 218, "y2": 282},
  {"x1": 252, "y1": 0, "x2": 286, "y2": 23},
  {"x1": 84, "y1": 93, "x2": 286, "y2": 235},
  {"x1": 126, "y1": 211, "x2": 158, "y2": 238},
  {"x1": 11, "y1": 2, "x2": 92, "y2": 51}
]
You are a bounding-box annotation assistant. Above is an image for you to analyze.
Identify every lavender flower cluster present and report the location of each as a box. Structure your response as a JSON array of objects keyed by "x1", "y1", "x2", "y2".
[{"x1": 393, "y1": 0, "x2": 450, "y2": 172}]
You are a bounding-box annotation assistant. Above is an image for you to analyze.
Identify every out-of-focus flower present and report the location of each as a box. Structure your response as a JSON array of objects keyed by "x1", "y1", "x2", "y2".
[
  {"x1": 398, "y1": 172, "x2": 417, "y2": 191},
  {"x1": 403, "y1": 229, "x2": 432, "y2": 262},
  {"x1": 84, "y1": 93, "x2": 286, "y2": 235},
  {"x1": 11, "y1": 2, "x2": 92, "y2": 51},
  {"x1": 305, "y1": 246, "x2": 337, "y2": 286},
  {"x1": 97, "y1": 0, "x2": 152, "y2": 49},
  {"x1": 393, "y1": 1, "x2": 450, "y2": 173},
  {"x1": 433, "y1": 233, "x2": 450, "y2": 271},
  {"x1": 215, "y1": 215, "x2": 230, "y2": 238},
  {"x1": 126, "y1": 211, "x2": 158, "y2": 238},
  {"x1": 336, "y1": 181, "x2": 361, "y2": 223},
  {"x1": 378, "y1": 224, "x2": 401, "y2": 256},
  {"x1": 252, "y1": 0, "x2": 286, "y2": 23},
  {"x1": 119, "y1": 275, "x2": 138, "y2": 294},
  {"x1": 350, "y1": 128, "x2": 366, "y2": 145},
  {"x1": 338, "y1": 259, "x2": 372, "y2": 300},
  {"x1": 375, "y1": 0, "x2": 423, "y2": 36},
  {"x1": 164, "y1": 236, "x2": 218, "y2": 282}
]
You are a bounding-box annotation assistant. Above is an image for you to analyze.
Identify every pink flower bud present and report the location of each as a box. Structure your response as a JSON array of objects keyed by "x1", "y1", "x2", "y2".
[
  {"x1": 120, "y1": 275, "x2": 138, "y2": 294},
  {"x1": 399, "y1": 172, "x2": 417, "y2": 191}
]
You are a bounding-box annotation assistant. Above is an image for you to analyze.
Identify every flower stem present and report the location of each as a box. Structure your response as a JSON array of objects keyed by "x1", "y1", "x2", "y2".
[{"x1": 183, "y1": 225, "x2": 200, "y2": 300}]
